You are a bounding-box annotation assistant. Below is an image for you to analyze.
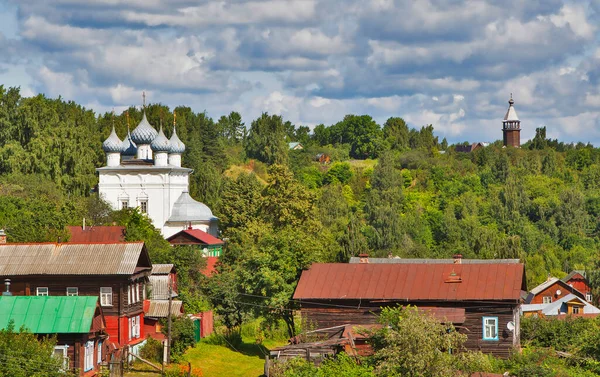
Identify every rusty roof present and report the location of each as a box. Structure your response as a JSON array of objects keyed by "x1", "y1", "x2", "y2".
[
  {"x1": 0, "y1": 242, "x2": 150, "y2": 276},
  {"x1": 67, "y1": 226, "x2": 125, "y2": 243},
  {"x1": 348, "y1": 257, "x2": 520, "y2": 264},
  {"x1": 293, "y1": 263, "x2": 526, "y2": 302}
]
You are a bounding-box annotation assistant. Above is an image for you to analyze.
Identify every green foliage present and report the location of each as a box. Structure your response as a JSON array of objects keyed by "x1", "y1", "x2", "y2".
[
  {"x1": 140, "y1": 336, "x2": 163, "y2": 363},
  {"x1": 245, "y1": 113, "x2": 289, "y2": 165},
  {"x1": 0, "y1": 322, "x2": 75, "y2": 377},
  {"x1": 271, "y1": 353, "x2": 373, "y2": 377},
  {"x1": 323, "y1": 162, "x2": 353, "y2": 185},
  {"x1": 162, "y1": 317, "x2": 197, "y2": 361}
]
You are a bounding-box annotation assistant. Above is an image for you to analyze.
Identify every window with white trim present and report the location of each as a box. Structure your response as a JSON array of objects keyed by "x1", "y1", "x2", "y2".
[
  {"x1": 128, "y1": 317, "x2": 132, "y2": 341},
  {"x1": 66, "y1": 287, "x2": 78, "y2": 296},
  {"x1": 573, "y1": 306, "x2": 580, "y2": 314},
  {"x1": 100, "y1": 287, "x2": 112, "y2": 306},
  {"x1": 121, "y1": 200, "x2": 129, "y2": 209},
  {"x1": 37, "y1": 287, "x2": 48, "y2": 296},
  {"x1": 586, "y1": 293, "x2": 593, "y2": 302},
  {"x1": 127, "y1": 285, "x2": 131, "y2": 305},
  {"x1": 129, "y1": 315, "x2": 140, "y2": 339},
  {"x1": 135, "y1": 282, "x2": 140, "y2": 302},
  {"x1": 84, "y1": 341, "x2": 94, "y2": 372},
  {"x1": 97, "y1": 340, "x2": 102, "y2": 365},
  {"x1": 53, "y1": 345, "x2": 69, "y2": 370},
  {"x1": 482, "y1": 317, "x2": 498, "y2": 340},
  {"x1": 139, "y1": 200, "x2": 148, "y2": 214},
  {"x1": 542, "y1": 296, "x2": 552, "y2": 304}
]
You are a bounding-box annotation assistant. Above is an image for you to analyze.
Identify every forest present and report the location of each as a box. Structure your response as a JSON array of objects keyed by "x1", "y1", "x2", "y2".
[{"x1": 1, "y1": 84, "x2": 600, "y2": 336}]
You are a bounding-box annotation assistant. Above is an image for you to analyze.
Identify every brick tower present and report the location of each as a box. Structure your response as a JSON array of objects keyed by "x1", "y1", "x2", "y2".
[{"x1": 502, "y1": 94, "x2": 521, "y2": 147}]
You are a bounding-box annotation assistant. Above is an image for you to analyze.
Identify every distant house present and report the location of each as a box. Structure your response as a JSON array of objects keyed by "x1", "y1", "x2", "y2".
[
  {"x1": 293, "y1": 258, "x2": 527, "y2": 358},
  {"x1": 455, "y1": 142, "x2": 484, "y2": 153},
  {"x1": 143, "y1": 263, "x2": 183, "y2": 341},
  {"x1": 0, "y1": 296, "x2": 107, "y2": 376},
  {"x1": 0, "y1": 242, "x2": 152, "y2": 349},
  {"x1": 67, "y1": 225, "x2": 125, "y2": 243},
  {"x1": 561, "y1": 271, "x2": 592, "y2": 302},
  {"x1": 522, "y1": 294, "x2": 600, "y2": 318},
  {"x1": 525, "y1": 277, "x2": 586, "y2": 305},
  {"x1": 167, "y1": 228, "x2": 224, "y2": 276},
  {"x1": 315, "y1": 153, "x2": 331, "y2": 164},
  {"x1": 288, "y1": 142, "x2": 304, "y2": 150}
]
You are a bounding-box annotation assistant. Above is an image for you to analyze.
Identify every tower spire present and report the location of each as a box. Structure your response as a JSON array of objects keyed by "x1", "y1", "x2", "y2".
[
  {"x1": 502, "y1": 94, "x2": 521, "y2": 148},
  {"x1": 142, "y1": 91, "x2": 146, "y2": 109}
]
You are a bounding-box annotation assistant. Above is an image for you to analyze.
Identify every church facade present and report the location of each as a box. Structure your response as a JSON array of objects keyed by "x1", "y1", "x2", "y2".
[{"x1": 97, "y1": 111, "x2": 218, "y2": 238}]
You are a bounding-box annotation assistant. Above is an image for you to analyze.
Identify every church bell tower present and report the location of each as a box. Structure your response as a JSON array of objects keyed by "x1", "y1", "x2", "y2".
[{"x1": 502, "y1": 94, "x2": 521, "y2": 148}]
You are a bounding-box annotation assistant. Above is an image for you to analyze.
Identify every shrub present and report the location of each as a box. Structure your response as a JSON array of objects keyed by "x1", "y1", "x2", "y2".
[{"x1": 139, "y1": 336, "x2": 163, "y2": 363}]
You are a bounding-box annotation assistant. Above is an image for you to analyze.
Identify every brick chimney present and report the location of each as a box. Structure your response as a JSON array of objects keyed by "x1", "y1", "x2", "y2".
[
  {"x1": 453, "y1": 254, "x2": 463, "y2": 264},
  {"x1": 0, "y1": 229, "x2": 6, "y2": 244},
  {"x1": 359, "y1": 253, "x2": 369, "y2": 264}
]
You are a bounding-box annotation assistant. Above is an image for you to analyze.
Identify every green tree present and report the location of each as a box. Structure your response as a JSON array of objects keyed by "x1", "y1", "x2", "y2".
[
  {"x1": 331, "y1": 115, "x2": 383, "y2": 159},
  {"x1": 383, "y1": 117, "x2": 409, "y2": 151},
  {"x1": 245, "y1": 113, "x2": 289, "y2": 165}
]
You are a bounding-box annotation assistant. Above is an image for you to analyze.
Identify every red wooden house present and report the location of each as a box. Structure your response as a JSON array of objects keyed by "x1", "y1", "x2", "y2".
[
  {"x1": 525, "y1": 277, "x2": 586, "y2": 305},
  {"x1": 293, "y1": 260, "x2": 527, "y2": 358},
  {"x1": 0, "y1": 242, "x2": 152, "y2": 349},
  {"x1": 167, "y1": 228, "x2": 224, "y2": 276},
  {"x1": 561, "y1": 271, "x2": 592, "y2": 302}
]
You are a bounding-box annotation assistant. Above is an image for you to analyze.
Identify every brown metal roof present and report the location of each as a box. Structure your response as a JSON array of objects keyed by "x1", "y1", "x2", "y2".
[
  {"x1": 67, "y1": 226, "x2": 125, "y2": 243},
  {"x1": 0, "y1": 243, "x2": 149, "y2": 276},
  {"x1": 293, "y1": 263, "x2": 525, "y2": 302}
]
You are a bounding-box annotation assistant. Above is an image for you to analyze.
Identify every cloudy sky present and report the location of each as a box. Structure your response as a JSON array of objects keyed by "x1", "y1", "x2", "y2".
[{"x1": 1, "y1": 0, "x2": 599, "y2": 144}]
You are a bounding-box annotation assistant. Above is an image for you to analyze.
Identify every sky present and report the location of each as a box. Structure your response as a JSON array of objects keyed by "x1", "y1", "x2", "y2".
[{"x1": 0, "y1": 0, "x2": 600, "y2": 144}]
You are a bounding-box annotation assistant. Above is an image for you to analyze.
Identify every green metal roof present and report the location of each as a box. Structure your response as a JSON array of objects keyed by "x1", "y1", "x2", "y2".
[{"x1": 0, "y1": 296, "x2": 98, "y2": 334}]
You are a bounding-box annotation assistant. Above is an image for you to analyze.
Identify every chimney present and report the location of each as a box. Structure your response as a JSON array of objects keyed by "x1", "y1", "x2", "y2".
[
  {"x1": 453, "y1": 254, "x2": 463, "y2": 264},
  {"x1": 3, "y1": 279, "x2": 12, "y2": 296},
  {"x1": 0, "y1": 229, "x2": 6, "y2": 244},
  {"x1": 359, "y1": 253, "x2": 369, "y2": 264}
]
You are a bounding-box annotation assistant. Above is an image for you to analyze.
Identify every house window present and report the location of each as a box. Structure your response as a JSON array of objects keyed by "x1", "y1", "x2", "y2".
[
  {"x1": 66, "y1": 287, "x2": 78, "y2": 296},
  {"x1": 482, "y1": 317, "x2": 498, "y2": 340},
  {"x1": 121, "y1": 200, "x2": 129, "y2": 209},
  {"x1": 135, "y1": 282, "x2": 140, "y2": 302},
  {"x1": 97, "y1": 341, "x2": 102, "y2": 365},
  {"x1": 139, "y1": 200, "x2": 148, "y2": 214},
  {"x1": 129, "y1": 315, "x2": 140, "y2": 340},
  {"x1": 100, "y1": 287, "x2": 112, "y2": 306},
  {"x1": 36, "y1": 287, "x2": 48, "y2": 296},
  {"x1": 127, "y1": 285, "x2": 131, "y2": 305},
  {"x1": 542, "y1": 296, "x2": 552, "y2": 304},
  {"x1": 84, "y1": 341, "x2": 94, "y2": 372},
  {"x1": 586, "y1": 293, "x2": 593, "y2": 302},
  {"x1": 53, "y1": 345, "x2": 69, "y2": 370},
  {"x1": 573, "y1": 306, "x2": 580, "y2": 314}
]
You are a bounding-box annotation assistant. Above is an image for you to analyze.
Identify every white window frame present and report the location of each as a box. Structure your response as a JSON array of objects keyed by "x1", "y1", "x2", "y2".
[
  {"x1": 482, "y1": 317, "x2": 498, "y2": 341},
  {"x1": 573, "y1": 306, "x2": 581, "y2": 314},
  {"x1": 128, "y1": 317, "x2": 132, "y2": 341},
  {"x1": 121, "y1": 200, "x2": 129, "y2": 210},
  {"x1": 542, "y1": 296, "x2": 552, "y2": 304},
  {"x1": 100, "y1": 287, "x2": 112, "y2": 307},
  {"x1": 84, "y1": 341, "x2": 94, "y2": 372},
  {"x1": 586, "y1": 293, "x2": 593, "y2": 302},
  {"x1": 135, "y1": 282, "x2": 140, "y2": 303},
  {"x1": 66, "y1": 287, "x2": 78, "y2": 296},
  {"x1": 97, "y1": 340, "x2": 102, "y2": 365},
  {"x1": 127, "y1": 285, "x2": 131, "y2": 305},
  {"x1": 139, "y1": 200, "x2": 148, "y2": 214},
  {"x1": 53, "y1": 345, "x2": 69, "y2": 370},
  {"x1": 36, "y1": 287, "x2": 48, "y2": 296}
]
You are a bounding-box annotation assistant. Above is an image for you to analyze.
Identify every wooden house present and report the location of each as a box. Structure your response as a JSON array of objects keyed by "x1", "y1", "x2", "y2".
[
  {"x1": 315, "y1": 153, "x2": 331, "y2": 164},
  {"x1": 525, "y1": 277, "x2": 586, "y2": 305},
  {"x1": 522, "y1": 294, "x2": 600, "y2": 317},
  {"x1": 288, "y1": 142, "x2": 304, "y2": 150},
  {"x1": 0, "y1": 296, "x2": 107, "y2": 376},
  {"x1": 455, "y1": 143, "x2": 484, "y2": 153},
  {"x1": 293, "y1": 260, "x2": 527, "y2": 358},
  {"x1": 143, "y1": 263, "x2": 183, "y2": 341},
  {"x1": 167, "y1": 228, "x2": 224, "y2": 257},
  {"x1": 561, "y1": 271, "x2": 592, "y2": 302},
  {"x1": 0, "y1": 242, "x2": 152, "y2": 348}
]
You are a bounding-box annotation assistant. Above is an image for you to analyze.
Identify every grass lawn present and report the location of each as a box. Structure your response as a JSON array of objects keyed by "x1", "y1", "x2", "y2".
[{"x1": 126, "y1": 338, "x2": 286, "y2": 377}]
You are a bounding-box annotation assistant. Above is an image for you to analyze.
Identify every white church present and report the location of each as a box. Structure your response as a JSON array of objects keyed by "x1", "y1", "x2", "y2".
[{"x1": 97, "y1": 110, "x2": 218, "y2": 238}]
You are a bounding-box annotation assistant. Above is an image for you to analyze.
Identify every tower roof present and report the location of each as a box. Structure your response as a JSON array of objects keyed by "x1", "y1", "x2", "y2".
[
  {"x1": 131, "y1": 112, "x2": 158, "y2": 145},
  {"x1": 504, "y1": 96, "x2": 520, "y2": 121},
  {"x1": 151, "y1": 126, "x2": 170, "y2": 152},
  {"x1": 169, "y1": 125, "x2": 186, "y2": 154},
  {"x1": 121, "y1": 130, "x2": 137, "y2": 156},
  {"x1": 102, "y1": 126, "x2": 122, "y2": 153},
  {"x1": 168, "y1": 191, "x2": 216, "y2": 223}
]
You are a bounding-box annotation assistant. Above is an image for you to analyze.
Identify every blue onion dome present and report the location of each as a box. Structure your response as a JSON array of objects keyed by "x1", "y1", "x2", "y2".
[
  {"x1": 151, "y1": 126, "x2": 170, "y2": 152},
  {"x1": 168, "y1": 126, "x2": 186, "y2": 154},
  {"x1": 102, "y1": 126, "x2": 122, "y2": 153},
  {"x1": 121, "y1": 130, "x2": 137, "y2": 156},
  {"x1": 130, "y1": 112, "x2": 158, "y2": 145}
]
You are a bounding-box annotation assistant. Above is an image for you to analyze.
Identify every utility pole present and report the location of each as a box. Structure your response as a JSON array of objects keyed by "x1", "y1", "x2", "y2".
[{"x1": 167, "y1": 275, "x2": 172, "y2": 364}]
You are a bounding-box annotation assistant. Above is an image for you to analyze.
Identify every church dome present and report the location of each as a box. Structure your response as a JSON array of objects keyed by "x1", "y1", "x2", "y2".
[
  {"x1": 121, "y1": 130, "x2": 137, "y2": 156},
  {"x1": 102, "y1": 126, "x2": 122, "y2": 153},
  {"x1": 131, "y1": 112, "x2": 158, "y2": 145},
  {"x1": 169, "y1": 126, "x2": 186, "y2": 154},
  {"x1": 168, "y1": 191, "x2": 216, "y2": 222},
  {"x1": 151, "y1": 126, "x2": 170, "y2": 152}
]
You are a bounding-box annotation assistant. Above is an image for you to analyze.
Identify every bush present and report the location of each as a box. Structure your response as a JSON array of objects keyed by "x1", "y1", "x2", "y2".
[
  {"x1": 162, "y1": 317, "x2": 196, "y2": 361},
  {"x1": 139, "y1": 336, "x2": 163, "y2": 363}
]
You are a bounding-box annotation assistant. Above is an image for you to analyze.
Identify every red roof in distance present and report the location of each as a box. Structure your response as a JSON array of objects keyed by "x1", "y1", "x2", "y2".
[
  {"x1": 293, "y1": 262, "x2": 526, "y2": 302},
  {"x1": 202, "y1": 257, "x2": 219, "y2": 277},
  {"x1": 167, "y1": 229, "x2": 224, "y2": 246},
  {"x1": 68, "y1": 226, "x2": 125, "y2": 243}
]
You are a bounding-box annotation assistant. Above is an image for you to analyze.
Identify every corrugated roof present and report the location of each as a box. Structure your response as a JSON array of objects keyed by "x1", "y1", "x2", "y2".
[
  {"x1": 146, "y1": 300, "x2": 183, "y2": 318},
  {"x1": 167, "y1": 229, "x2": 224, "y2": 246},
  {"x1": 149, "y1": 275, "x2": 176, "y2": 300},
  {"x1": 348, "y1": 257, "x2": 520, "y2": 264},
  {"x1": 0, "y1": 242, "x2": 149, "y2": 275},
  {"x1": 152, "y1": 264, "x2": 174, "y2": 275},
  {"x1": 68, "y1": 226, "x2": 125, "y2": 243},
  {"x1": 0, "y1": 296, "x2": 98, "y2": 333},
  {"x1": 293, "y1": 263, "x2": 525, "y2": 301},
  {"x1": 529, "y1": 278, "x2": 585, "y2": 299}
]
